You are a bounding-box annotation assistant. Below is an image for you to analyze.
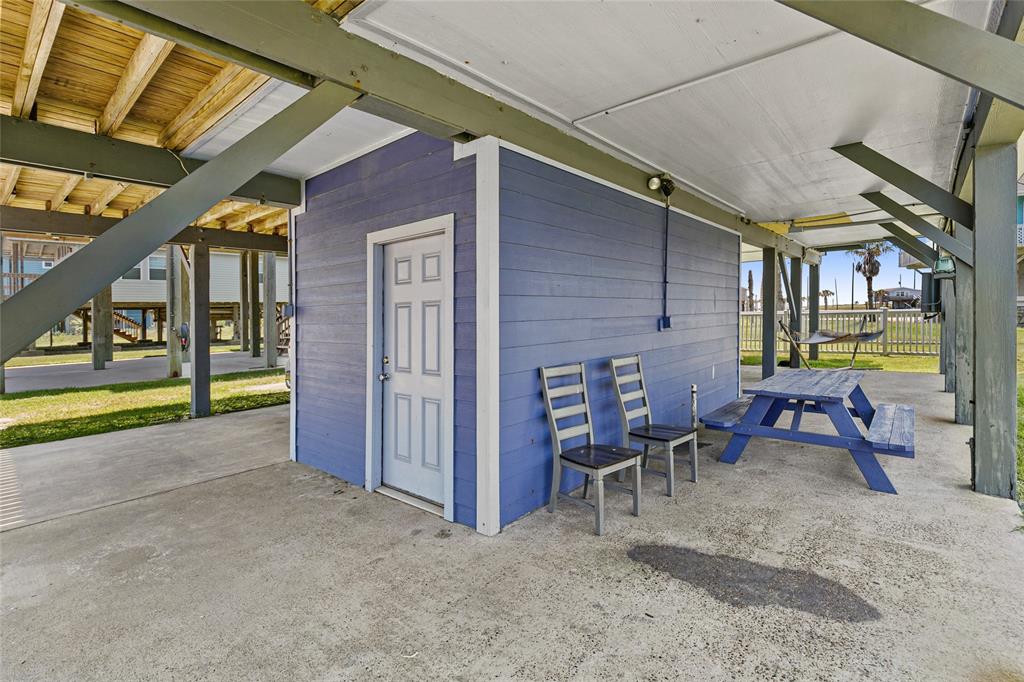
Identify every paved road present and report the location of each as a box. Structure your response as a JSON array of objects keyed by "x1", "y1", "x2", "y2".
[{"x1": 3, "y1": 351, "x2": 285, "y2": 393}]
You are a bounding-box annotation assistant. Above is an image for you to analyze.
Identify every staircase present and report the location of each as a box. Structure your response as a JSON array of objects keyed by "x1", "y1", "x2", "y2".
[
  {"x1": 276, "y1": 313, "x2": 291, "y2": 356},
  {"x1": 111, "y1": 310, "x2": 143, "y2": 343}
]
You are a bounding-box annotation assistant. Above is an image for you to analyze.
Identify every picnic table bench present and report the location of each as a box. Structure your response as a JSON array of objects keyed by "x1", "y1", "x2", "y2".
[{"x1": 701, "y1": 369, "x2": 915, "y2": 493}]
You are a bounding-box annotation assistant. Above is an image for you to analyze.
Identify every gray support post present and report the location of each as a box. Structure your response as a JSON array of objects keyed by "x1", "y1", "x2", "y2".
[
  {"x1": 954, "y1": 221, "x2": 974, "y2": 425},
  {"x1": 0, "y1": 81, "x2": 358, "y2": 363},
  {"x1": 789, "y1": 256, "x2": 802, "y2": 368},
  {"x1": 262, "y1": 251, "x2": 278, "y2": 368},
  {"x1": 972, "y1": 143, "x2": 1017, "y2": 499},
  {"x1": 808, "y1": 263, "x2": 820, "y2": 361},
  {"x1": 91, "y1": 286, "x2": 112, "y2": 370},
  {"x1": 761, "y1": 248, "x2": 778, "y2": 379},
  {"x1": 941, "y1": 279, "x2": 955, "y2": 392},
  {"x1": 104, "y1": 301, "x2": 113, "y2": 362},
  {"x1": 248, "y1": 250, "x2": 261, "y2": 359},
  {"x1": 166, "y1": 245, "x2": 183, "y2": 377},
  {"x1": 190, "y1": 244, "x2": 211, "y2": 418},
  {"x1": 239, "y1": 250, "x2": 250, "y2": 352}
]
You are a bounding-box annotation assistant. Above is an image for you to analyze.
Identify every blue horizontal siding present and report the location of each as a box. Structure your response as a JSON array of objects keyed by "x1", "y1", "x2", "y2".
[
  {"x1": 497, "y1": 149, "x2": 740, "y2": 527},
  {"x1": 295, "y1": 133, "x2": 477, "y2": 529}
]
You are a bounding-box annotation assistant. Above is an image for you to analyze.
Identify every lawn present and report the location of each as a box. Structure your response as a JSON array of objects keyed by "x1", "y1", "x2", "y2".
[
  {"x1": 0, "y1": 369, "x2": 288, "y2": 448},
  {"x1": 740, "y1": 351, "x2": 938, "y2": 373},
  {"x1": 6, "y1": 344, "x2": 241, "y2": 368}
]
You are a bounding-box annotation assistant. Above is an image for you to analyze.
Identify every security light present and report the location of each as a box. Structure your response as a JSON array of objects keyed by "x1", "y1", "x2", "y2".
[
  {"x1": 647, "y1": 176, "x2": 662, "y2": 191},
  {"x1": 648, "y1": 174, "x2": 675, "y2": 198}
]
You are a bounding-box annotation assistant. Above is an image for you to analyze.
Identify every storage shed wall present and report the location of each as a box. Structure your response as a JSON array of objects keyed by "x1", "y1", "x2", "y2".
[
  {"x1": 496, "y1": 149, "x2": 740, "y2": 526},
  {"x1": 293, "y1": 133, "x2": 478, "y2": 527}
]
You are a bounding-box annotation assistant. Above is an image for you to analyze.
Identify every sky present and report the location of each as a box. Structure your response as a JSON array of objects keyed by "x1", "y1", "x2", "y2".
[{"x1": 741, "y1": 249, "x2": 921, "y2": 307}]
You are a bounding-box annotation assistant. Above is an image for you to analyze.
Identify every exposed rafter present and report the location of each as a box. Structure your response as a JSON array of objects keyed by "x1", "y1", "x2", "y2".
[
  {"x1": 11, "y1": 0, "x2": 65, "y2": 118},
  {"x1": 50, "y1": 173, "x2": 83, "y2": 211},
  {"x1": 130, "y1": 186, "x2": 163, "y2": 213},
  {"x1": 158, "y1": 62, "x2": 243, "y2": 146},
  {"x1": 87, "y1": 181, "x2": 128, "y2": 216},
  {"x1": 98, "y1": 33, "x2": 177, "y2": 135},
  {"x1": 223, "y1": 205, "x2": 279, "y2": 231},
  {"x1": 163, "y1": 71, "x2": 270, "y2": 150},
  {"x1": 1, "y1": 167, "x2": 22, "y2": 204},
  {"x1": 861, "y1": 192, "x2": 973, "y2": 265},
  {"x1": 196, "y1": 200, "x2": 246, "y2": 227}
]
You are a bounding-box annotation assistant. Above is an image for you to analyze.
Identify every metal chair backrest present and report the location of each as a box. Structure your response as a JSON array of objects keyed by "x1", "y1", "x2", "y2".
[
  {"x1": 610, "y1": 354, "x2": 652, "y2": 437},
  {"x1": 539, "y1": 362, "x2": 595, "y2": 457}
]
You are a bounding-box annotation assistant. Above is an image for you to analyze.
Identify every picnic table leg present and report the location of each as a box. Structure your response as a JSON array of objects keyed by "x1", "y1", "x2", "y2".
[
  {"x1": 822, "y1": 401, "x2": 897, "y2": 494},
  {"x1": 761, "y1": 399, "x2": 788, "y2": 427},
  {"x1": 719, "y1": 396, "x2": 776, "y2": 464},
  {"x1": 848, "y1": 385, "x2": 876, "y2": 426}
]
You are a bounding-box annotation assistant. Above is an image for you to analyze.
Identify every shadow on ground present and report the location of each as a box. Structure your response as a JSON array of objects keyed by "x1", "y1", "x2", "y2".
[{"x1": 628, "y1": 544, "x2": 881, "y2": 623}]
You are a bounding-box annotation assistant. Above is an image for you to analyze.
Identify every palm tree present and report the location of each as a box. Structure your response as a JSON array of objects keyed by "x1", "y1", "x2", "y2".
[
  {"x1": 819, "y1": 289, "x2": 835, "y2": 310},
  {"x1": 847, "y1": 242, "x2": 894, "y2": 309}
]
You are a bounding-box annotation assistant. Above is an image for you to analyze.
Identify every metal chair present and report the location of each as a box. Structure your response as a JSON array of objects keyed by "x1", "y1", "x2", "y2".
[
  {"x1": 610, "y1": 354, "x2": 698, "y2": 497},
  {"x1": 540, "y1": 362, "x2": 643, "y2": 535}
]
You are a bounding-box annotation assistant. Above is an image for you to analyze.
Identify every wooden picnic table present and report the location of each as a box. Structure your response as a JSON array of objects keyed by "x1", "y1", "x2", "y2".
[{"x1": 701, "y1": 369, "x2": 915, "y2": 494}]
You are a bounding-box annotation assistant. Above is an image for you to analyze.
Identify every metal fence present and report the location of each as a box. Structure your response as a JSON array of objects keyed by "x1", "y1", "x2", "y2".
[{"x1": 740, "y1": 308, "x2": 941, "y2": 356}]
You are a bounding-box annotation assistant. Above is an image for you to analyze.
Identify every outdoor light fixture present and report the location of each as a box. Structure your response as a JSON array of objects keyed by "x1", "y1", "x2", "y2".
[
  {"x1": 647, "y1": 174, "x2": 675, "y2": 197},
  {"x1": 932, "y1": 256, "x2": 956, "y2": 280}
]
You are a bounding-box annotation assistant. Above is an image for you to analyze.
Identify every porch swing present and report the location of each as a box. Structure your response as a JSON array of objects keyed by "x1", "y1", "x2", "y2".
[{"x1": 779, "y1": 315, "x2": 885, "y2": 370}]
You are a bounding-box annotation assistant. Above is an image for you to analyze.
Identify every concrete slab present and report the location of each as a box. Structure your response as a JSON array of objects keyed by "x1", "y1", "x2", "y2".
[
  {"x1": 0, "y1": 405, "x2": 288, "y2": 529},
  {"x1": 1, "y1": 371, "x2": 1022, "y2": 680},
  {"x1": 3, "y1": 351, "x2": 285, "y2": 393}
]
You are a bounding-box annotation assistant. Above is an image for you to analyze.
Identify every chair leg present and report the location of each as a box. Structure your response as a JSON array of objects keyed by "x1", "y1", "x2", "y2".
[
  {"x1": 548, "y1": 461, "x2": 560, "y2": 513},
  {"x1": 582, "y1": 474, "x2": 590, "y2": 500},
  {"x1": 632, "y1": 459, "x2": 641, "y2": 517},
  {"x1": 689, "y1": 436, "x2": 698, "y2": 483},
  {"x1": 641, "y1": 444, "x2": 650, "y2": 468},
  {"x1": 594, "y1": 476, "x2": 605, "y2": 535},
  {"x1": 665, "y1": 443, "x2": 675, "y2": 497}
]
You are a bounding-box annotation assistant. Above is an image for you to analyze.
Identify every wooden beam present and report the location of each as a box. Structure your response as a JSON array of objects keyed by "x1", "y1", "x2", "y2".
[
  {"x1": 162, "y1": 70, "x2": 270, "y2": 150},
  {"x1": 223, "y1": 205, "x2": 278, "y2": 231},
  {"x1": 1, "y1": 205, "x2": 290, "y2": 252},
  {"x1": 1, "y1": 115, "x2": 300, "y2": 206},
  {"x1": 98, "y1": 33, "x2": 176, "y2": 135},
  {"x1": 50, "y1": 173, "x2": 82, "y2": 211},
  {"x1": 129, "y1": 186, "x2": 163, "y2": 212},
  {"x1": 87, "y1": 181, "x2": 128, "y2": 216},
  {"x1": 11, "y1": 0, "x2": 65, "y2": 118},
  {"x1": 0, "y1": 167, "x2": 22, "y2": 204},
  {"x1": 158, "y1": 62, "x2": 243, "y2": 146},
  {"x1": 249, "y1": 210, "x2": 288, "y2": 234},
  {"x1": 197, "y1": 200, "x2": 246, "y2": 226}
]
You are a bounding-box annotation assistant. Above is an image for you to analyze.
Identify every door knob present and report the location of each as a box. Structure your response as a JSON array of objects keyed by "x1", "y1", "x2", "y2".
[{"x1": 378, "y1": 372, "x2": 391, "y2": 382}]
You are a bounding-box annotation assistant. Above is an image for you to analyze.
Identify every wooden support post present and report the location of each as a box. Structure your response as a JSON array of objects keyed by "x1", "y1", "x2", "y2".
[
  {"x1": 808, "y1": 263, "x2": 820, "y2": 361},
  {"x1": 248, "y1": 250, "x2": 261, "y2": 359},
  {"x1": 972, "y1": 143, "x2": 1016, "y2": 499},
  {"x1": 941, "y1": 279, "x2": 955, "y2": 392},
  {"x1": 156, "y1": 306, "x2": 163, "y2": 343},
  {"x1": 239, "y1": 250, "x2": 250, "y2": 352},
  {"x1": 262, "y1": 251, "x2": 277, "y2": 368},
  {"x1": 761, "y1": 248, "x2": 777, "y2": 379},
  {"x1": 140, "y1": 308, "x2": 148, "y2": 341},
  {"x1": 82, "y1": 310, "x2": 89, "y2": 345},
  {"x1": 190, "y1": 243, "x2": 210, "y2": 418},
  {"x1": 954, "y1": 222, "x2": 974, "y2": 425},
  {"x1": 91, "y1": 286, "x2": 111, "y2": 370},
  {"x1": 166, "y1": 245, "x2": 182, "y2": 377},
  {"x1": 789, "y1": 256, "x2": 802, "y2": 368}
]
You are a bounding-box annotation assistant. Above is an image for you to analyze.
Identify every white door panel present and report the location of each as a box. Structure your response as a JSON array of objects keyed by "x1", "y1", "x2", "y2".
[{"x1": 381, "y1": 234, "x2": 445, "y2": 502}]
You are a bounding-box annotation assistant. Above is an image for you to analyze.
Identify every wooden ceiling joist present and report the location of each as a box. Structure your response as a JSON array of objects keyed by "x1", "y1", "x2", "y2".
[
  {"x1": 11, "y1": 0, "x2": 66, "y2": 118},
  {"x1": 223, "y1": 205, "x2": 279, "y2": 231},
  {"x1": 86, "y1": 180, "x2": 127, "y2": 215},
  {"x1": 196, "y1": 200, "x2": 245, "y2": 226},
  {"x1": 162, "y1": 70, "x2": 270, "y2": 150},
  {"x1": 50, "y1": 173, "x2": 82, "y2": 210},
  {"x1": 158, "y1": 62, "x2": 243, "y2": 147},
  {"x1": 97, "y1": 33, "x2": 176, "y2": 135},
  {"x1": 1, "y1": 167, "x2": 23, "y2": 204}
]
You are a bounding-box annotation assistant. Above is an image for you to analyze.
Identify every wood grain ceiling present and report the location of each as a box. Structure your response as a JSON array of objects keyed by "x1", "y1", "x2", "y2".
[{"x1": 0, "y1": 0, "x2": 365, "y2": 235}]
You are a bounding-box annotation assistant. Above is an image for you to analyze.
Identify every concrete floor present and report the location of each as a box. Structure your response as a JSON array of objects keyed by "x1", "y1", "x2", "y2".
[
  {"x1": 3, "y1": 350, "x2": 285, "y2": 393},
  {"x1": 1, "y1": 369, "x2": 1022, "y2": 680}
]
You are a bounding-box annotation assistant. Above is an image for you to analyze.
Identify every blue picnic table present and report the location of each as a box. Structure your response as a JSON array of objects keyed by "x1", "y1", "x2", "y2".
[{"x1": 701, "y1": 369, "x2": 915, "y2": 494}]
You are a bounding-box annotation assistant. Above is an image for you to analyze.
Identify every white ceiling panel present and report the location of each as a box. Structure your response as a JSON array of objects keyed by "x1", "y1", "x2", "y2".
[
  {"x1": 346, "y1": 0, "x2": 995, "y2": 222},
  {"x1": 184, "y1": 80, "x2": 411, "y2": 179}
]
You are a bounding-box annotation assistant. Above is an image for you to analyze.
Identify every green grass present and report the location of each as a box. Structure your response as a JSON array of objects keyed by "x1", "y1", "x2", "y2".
[
  {"x1": 0, "y1": 369, "x2": 288, "y2": 448},
  {"x1": 1017, "y1": 328, "x2": 1023, "y2": 502},
  {"x1": 741, "y1": 351, "x2": 939, "y2": 373},
  {"x1": 6, "y1": 344, "x2": 241, "y2": 368}
]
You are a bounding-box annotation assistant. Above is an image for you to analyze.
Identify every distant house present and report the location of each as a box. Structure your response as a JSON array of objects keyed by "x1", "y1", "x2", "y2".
[{"x1": 875, "y1": 287, "x2": 920, "y2": 308}]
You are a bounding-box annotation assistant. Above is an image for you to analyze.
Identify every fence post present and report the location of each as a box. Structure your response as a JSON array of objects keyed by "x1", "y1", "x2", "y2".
[{"x1": 881, "y1": 308, "x2": 889, "y2": 355}]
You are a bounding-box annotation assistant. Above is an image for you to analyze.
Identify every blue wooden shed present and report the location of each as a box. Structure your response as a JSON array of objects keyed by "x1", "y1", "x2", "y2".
[{"x1": 292, "y1": 133, "x2": 740, "y2": 535}]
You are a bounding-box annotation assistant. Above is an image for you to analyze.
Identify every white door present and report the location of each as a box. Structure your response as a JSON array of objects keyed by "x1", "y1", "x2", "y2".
[{"x1": 381, "y1": 234, "x2": 446, "y2": 502}]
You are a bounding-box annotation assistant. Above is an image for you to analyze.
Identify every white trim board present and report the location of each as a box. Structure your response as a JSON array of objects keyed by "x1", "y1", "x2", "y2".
[
  {"x1": 364, "y1": 214, "x2": 456, "y2": 522},
  {"x1": 455, "y1": 137, "x2": 742, "y2": 240},
  {"x1": 459, "y1": 136, "x2": 502, "y2": 536}
]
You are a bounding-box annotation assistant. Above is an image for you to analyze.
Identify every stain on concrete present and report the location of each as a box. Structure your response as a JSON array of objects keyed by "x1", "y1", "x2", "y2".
[
  {"x1": 627, "y1": 544, "x2": 881, "y2": 623},
  {"x1": 434, "y1": 528, "x2": 452, "y2": 539}
]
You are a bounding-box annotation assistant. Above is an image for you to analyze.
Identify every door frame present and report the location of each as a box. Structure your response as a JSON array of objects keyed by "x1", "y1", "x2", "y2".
[{"x1": 364, "y1": 214, "x2": 455, "y2": 521}]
